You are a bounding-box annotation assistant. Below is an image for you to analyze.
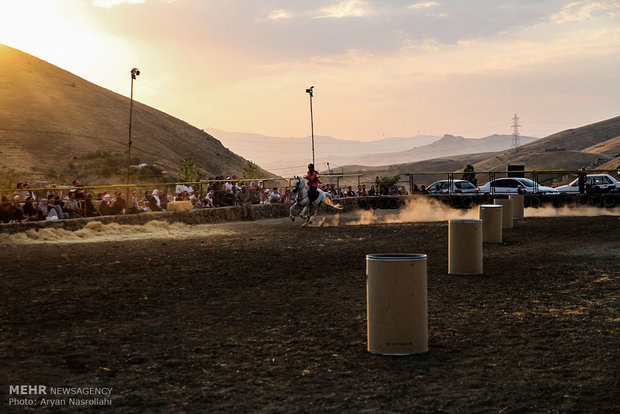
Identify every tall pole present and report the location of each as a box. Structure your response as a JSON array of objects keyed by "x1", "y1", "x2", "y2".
[
  {"x1": 306, "y1": 86, "x2": 315, "y2": 165},
  {"x1": 126, "y1": 68, "x2": 140, "y2": 209}
]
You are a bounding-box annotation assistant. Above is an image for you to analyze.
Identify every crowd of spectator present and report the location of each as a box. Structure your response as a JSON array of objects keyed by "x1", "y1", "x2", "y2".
[{"x1": 0, "y1": 177, "x2": 411, "y2": 224}]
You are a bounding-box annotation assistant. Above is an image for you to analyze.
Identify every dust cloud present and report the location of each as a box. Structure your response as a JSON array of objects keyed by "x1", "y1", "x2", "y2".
[
  {"x1": 525, "y1": 205, "x2": 619, "y2": 218},
  {"x1": 317, "y1": 197, "x2": 478, "y2": 227},
  {"x1": 0, "y1": 220, "x2": 233, "y2": 245}
]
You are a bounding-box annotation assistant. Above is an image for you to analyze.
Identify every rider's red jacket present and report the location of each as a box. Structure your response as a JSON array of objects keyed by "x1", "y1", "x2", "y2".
[{"x1": 304, "y1": 171, "x2": 321, "y2": 188}]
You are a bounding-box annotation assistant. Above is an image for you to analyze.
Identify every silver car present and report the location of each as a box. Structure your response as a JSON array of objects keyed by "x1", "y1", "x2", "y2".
[
  {"x1": 426, "y1": 179, "x2": 478, "y2": 194},
  {"x1": 555, "y1": 174, "x2": 619, "y2": 193},
  {"x1": 478, "y1": 178, "x2": 558, "y2": 195}
]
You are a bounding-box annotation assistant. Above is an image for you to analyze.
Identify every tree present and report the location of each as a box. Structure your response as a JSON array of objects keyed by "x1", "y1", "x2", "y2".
[
  {"x1": 462, "y1": 164, "x2": 477, "y2": 186},
  {"x1": 378, "y1": 175, "x2": 400, "y2": 193},
  {"x1": 178, "y1": 158, "x2": 205, "y2": 183},
  {"x1": 242, "y1": 160, "x2": 262, "y2": 179}
]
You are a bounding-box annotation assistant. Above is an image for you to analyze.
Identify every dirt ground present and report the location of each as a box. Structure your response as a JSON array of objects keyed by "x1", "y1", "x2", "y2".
[{"x1": 1, "y1": 211, "x2": 619, "y2": 413}]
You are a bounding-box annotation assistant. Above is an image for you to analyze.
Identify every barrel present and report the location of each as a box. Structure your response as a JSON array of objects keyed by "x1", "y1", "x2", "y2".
[
  {"x1": 479, "y1": 204, "x2": 502, "y2": 243},
  {"x1": 493, "y1": 198, "x2": 514, "y2": 229},
  {"x1": 448, "y1": 219, "x2": 483, "y2": 275},
  {"x1": 366, "y1": 253, "x2": 428, "y2": 355},
  {"x1": 509, "y1": 195, "x2": 524, "y2": 219}
]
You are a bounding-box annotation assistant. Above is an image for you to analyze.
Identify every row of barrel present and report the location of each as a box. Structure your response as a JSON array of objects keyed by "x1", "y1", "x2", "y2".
[{"x1": 366, "y1": 195, "x2": 524, "y2": 356}]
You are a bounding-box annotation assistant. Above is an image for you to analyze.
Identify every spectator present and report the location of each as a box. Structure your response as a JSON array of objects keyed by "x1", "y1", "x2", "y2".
[
  {"x1": 283, "y1": 187, "x2": 292, "y2": 203},
  {"x1": 239, "y1": 185, "x2": 254, "y2": 220},
  {"x1": 37, "y1": 198, "x2": 49, "y2": 219},
  {"x1": 23, "y1": 196, "x2": 37, "y2": 220},
  {"x1": 84, "y1": 193, "x2": 102, "y2": 217},
  {"x1": 175, "y1": 179, "x2": 193, "y2": 197},
  {"x1": 49, "y1": 195, "x2": 68, "y2": 219},
  {"x1": 368, "y1": 185, "x2": 376, "y2": 196},
  {"x1": 12, "y1": 195, "x2": 26, "y2": 222},
  {"x1": 63, "y1": 191, "x2": 83, "y2": 218},
  {"x1": 147, "y1": 189, "x2": 163, "y2": 212},
  {"x1": 110, "y1": 191, "x2": 126, "y2": 215},
  {"x1": 262, "y1": 188, "x2": 271, "y2": 204},
  {"x1": 269, "y1": 187, "x2": 281, "y2": 204},
  {"x1": 99, "y1": 193, "x2": 114, "y2": 215},
  {"x1": 346, "y1": 186, "x2": 356, "y2": 197},
  {"x1": 0, "y1": 196, "x2": 16, "y2": 223},
  {"x1": 128, "y1": 191, "x2": 141, "y2": 214},
  {"x1": 203, "y1": 190, "x2": 215, "y2": 208}
]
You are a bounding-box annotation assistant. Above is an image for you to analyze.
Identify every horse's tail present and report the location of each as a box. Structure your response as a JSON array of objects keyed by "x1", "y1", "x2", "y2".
[{"x1": 325, "y1": 194, "x2": 343, "y2": 210}]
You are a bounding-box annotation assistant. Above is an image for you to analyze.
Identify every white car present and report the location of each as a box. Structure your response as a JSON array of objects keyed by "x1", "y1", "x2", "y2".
[
  {"x1": 426, "y1": 179, "x2": 478, "y2": 194},
  {"x1": 554, "y1": 174, "x2": 618, "y2": 194},
  {"x1": 478, "y1": 178, "x2": 558, "y2": 195}
]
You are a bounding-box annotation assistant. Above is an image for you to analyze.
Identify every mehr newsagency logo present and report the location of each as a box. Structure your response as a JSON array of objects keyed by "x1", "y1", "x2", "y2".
[{"x1": 8, "y1": 385, "x2": 113, "y2": 407}]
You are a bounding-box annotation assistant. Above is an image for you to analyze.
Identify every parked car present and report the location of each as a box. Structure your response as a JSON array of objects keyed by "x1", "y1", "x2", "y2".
[
  {"x1": 426, "y1": 179, "x2": 478, "y2": 194},
  {"x1": 554, "y1": 174, "x2": 619, "y2": 193},
  {"x1": 478, "y1": 178, "x2": 558, "y2": 195}
]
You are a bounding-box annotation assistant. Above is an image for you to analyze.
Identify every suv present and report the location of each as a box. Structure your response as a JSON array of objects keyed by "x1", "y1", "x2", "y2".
[
  {"x1": 426, "y1": 179, "x2": 478, "y2": 194},
  {"x1": 478, "y1": 178, "x2": 558, "y2": 195},
  {"x1": 555, "y1": 174, "x2": 618, "y2": 193}
]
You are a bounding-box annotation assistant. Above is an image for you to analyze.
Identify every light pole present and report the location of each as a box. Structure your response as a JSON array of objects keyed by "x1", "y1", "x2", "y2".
[
  {"x1": 306, "y1": 86, "x2": 315, "y2": 165},
  {"x1": 126, "y1": 67, "x2": 140, "y2": 207}
]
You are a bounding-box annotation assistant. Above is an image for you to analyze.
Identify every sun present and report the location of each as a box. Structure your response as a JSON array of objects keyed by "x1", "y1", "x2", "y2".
[{"x1": 0, "y1": 1, "x2": 102, "y2": 72}]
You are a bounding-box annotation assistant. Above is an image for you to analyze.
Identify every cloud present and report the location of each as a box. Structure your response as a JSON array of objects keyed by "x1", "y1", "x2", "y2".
[
  {"x1": 315, "y1": 0, "x2": 372, "y2": 19},
  {"x1": 268, "y1": 9, "x2": 293, "y2": 20},
  {"x1": 551, "y1": 1, "x2": 615, "y2": 24},
  {"x1": 407, "y1": 2, "x2": 438, "y2": 10},
  {"x1": 92, "y1": 0, "x2": 146, "y2": 8}
]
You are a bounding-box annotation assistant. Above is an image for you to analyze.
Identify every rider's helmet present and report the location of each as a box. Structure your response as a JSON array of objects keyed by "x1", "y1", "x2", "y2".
[{"x1": 308, "y1": 163, "x2": 314, "y2": 170}]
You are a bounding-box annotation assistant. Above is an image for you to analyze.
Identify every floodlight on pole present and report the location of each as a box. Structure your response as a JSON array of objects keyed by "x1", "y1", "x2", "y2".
[
  {"x1": 306, "y1": 86, "x2": 315, "y2": 166},
  {"x1": 126, "y1": 68, "x2": 140, "y2": 206}
]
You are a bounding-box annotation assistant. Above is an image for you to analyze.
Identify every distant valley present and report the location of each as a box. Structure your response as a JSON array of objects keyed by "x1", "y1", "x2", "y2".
[{"x1": 208, "y1": 128, "x2": 538, "y2": 177}]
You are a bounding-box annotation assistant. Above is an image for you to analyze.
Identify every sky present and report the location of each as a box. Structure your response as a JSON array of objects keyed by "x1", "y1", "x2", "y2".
[{"x1": 1, "y1": 0, "x2": 619, "y2": 141}]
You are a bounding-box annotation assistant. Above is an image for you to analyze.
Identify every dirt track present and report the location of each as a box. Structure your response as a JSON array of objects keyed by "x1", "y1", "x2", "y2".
[{"x1": 1, "y1": 212, "x2": 619, "y2": 412}]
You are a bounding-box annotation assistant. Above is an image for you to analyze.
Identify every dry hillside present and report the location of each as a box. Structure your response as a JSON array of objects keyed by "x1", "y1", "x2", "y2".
[
  {"x1": 0, "y1": 44, "x2": 266, "y2": 185},
  {"x1": 338, "y1": 116, "x2": 620, "y2": 186},
  {"x1": 472, "y1": 116, "x2": 620, "y2": 172}
]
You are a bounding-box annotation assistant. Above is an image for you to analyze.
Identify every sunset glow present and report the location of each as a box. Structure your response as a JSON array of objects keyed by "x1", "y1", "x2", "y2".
[{"x1": 1, "y1": 0, "x2": 619, "y2": 140}]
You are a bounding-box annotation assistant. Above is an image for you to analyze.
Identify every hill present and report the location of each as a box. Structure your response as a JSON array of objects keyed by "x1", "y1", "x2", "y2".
[
  {"x1": 349, "y1": 134, "x2": 539, "y2": 167},
  {"x1": 335, "y1": 116, "x2": 620, "y2": 186},
  {"x1": 471, "y1": 116, "x2": 620, "y2": 172},
  {"x1": 0, "y1": 44, "x2": 263, "y2": 185}
]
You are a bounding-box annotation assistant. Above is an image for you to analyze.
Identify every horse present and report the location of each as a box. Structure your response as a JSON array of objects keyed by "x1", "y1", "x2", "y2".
[{"x1": 289, "y1": 176, "x2": 342, "y2": 227}]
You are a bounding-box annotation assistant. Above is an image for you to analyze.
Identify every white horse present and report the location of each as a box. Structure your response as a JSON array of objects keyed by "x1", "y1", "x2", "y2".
[{"x1": 289, "y1": 176, "x2": 342, "y2": 227}]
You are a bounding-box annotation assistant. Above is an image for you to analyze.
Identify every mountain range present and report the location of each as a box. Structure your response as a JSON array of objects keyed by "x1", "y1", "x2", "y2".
[{"x1": 208, "y1": 128, "x2": 538, "y2": 176}]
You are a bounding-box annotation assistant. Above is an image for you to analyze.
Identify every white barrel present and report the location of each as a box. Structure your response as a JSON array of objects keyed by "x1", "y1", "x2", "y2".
[
  {"x1": 366, "y1": 254, "x2": 428, "y2": 355},
  {"x1": 494, "y1": 198, "x2": 514, "y2": 229},
  {"x1": 479, "y1": 204, "x2": 503, "y2": 243},
  {"x1": 509, "y1": 195, "x2": 524, "y2": 219},
  {"x1": 448, "y1": 219, "x2": 483, "y2": 275}
]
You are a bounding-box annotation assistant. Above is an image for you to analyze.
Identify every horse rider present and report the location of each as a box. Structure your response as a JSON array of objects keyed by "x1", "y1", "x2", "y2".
[{"x1": 304, "y1": 163, "x2": 321, "y2": 203}]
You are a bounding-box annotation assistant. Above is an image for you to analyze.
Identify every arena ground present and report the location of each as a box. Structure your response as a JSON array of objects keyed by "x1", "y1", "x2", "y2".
[{"x1": 1, "y1": 209, "x2": 618, "y2": 412}]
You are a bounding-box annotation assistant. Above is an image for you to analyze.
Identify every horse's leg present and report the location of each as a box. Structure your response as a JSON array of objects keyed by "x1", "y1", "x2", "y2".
[
  {"x1": 302, "y1": 204, "x2": 313, "y2": 227},
  {"x1": 290, "y1": 202, "x2": 297, "y2": 221},
  {"x1": 308, "y1": 202, "x2": 321, "y2": 224}
]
